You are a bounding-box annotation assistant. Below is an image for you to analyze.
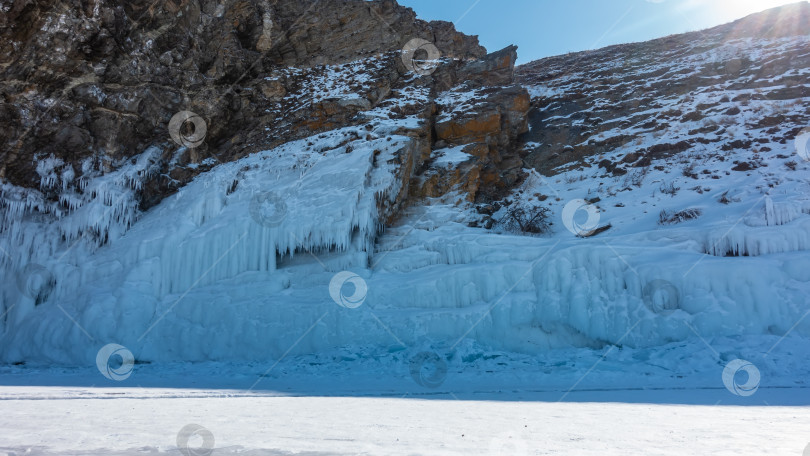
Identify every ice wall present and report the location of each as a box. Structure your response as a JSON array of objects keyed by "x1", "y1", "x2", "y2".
[
  {"x1": 0, "y1": 127, "x2": 411, "y2": 363},
  {"x1": 2, "y1": 124, "x2": 810, "y2": 365}
]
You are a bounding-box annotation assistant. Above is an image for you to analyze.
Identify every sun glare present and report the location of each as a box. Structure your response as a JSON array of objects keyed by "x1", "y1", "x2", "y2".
[{"x1": 710, "y1": 0, "x2": 801, "y2": 21}]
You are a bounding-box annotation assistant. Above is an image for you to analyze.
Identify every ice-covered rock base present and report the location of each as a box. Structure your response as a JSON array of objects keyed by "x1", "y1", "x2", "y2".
[{"x1": 2, "y1": 116, "x2": 810, "y2": 366}]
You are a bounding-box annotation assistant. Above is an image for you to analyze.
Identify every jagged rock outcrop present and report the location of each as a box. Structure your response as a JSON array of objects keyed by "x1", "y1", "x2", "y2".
[
  {"x1": 415, "y1": 46, "x2": 530, "y2": 202},
  {"x1": 5, "y1": 0, "x2": 808, "y2": 238},
  {"x1": 0, "y1": 0, "x2": 488, "y2": 205},
  {"x1": 0, "y1": 0, "x2": 533, "y2": 238}
]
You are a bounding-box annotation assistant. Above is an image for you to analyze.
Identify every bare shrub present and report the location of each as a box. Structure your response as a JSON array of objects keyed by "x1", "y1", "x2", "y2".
[
  {"x1": 499, "y1": 203, "x2": 552, "y2": 234},
  {"x1": 623, "y1": 166, "x2": 649, "y2": 188},
  {"x1": 717, "y1": 115, "x2": 736, "y2": 126},
  {"x1": 659, "y1": 208, "x2": 703, "y2": 225},
  {"x1": 682, "y1": 162, "x2": 698, "y2": 179},
  {"x1": 718, "y1": 191, "x2": 740, "y2": 204},
  {"x1": 659, "y1": 181, "x2": 680, "y2": 196},
  {"x1": 564, "y1": 174, "x2": 582, "y2": 184}
]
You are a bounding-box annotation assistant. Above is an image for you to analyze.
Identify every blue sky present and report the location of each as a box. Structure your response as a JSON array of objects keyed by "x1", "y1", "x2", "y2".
[{"x1": 398, "y1": 0, "x2": 799, "y2": 63}]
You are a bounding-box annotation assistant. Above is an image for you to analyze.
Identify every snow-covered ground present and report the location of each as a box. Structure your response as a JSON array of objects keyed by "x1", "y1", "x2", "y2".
[
  {"x1": 1, "y1": 328, "x2": 808, "y2": 454},
  {"x1": 1, "y1": 382, "x2": 808, "y2": 455}
]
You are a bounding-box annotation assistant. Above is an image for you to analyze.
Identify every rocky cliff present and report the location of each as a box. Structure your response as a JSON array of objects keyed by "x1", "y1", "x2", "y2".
[{"x1": 1, "y1": 0, "x2": 532, "y2": 217}]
